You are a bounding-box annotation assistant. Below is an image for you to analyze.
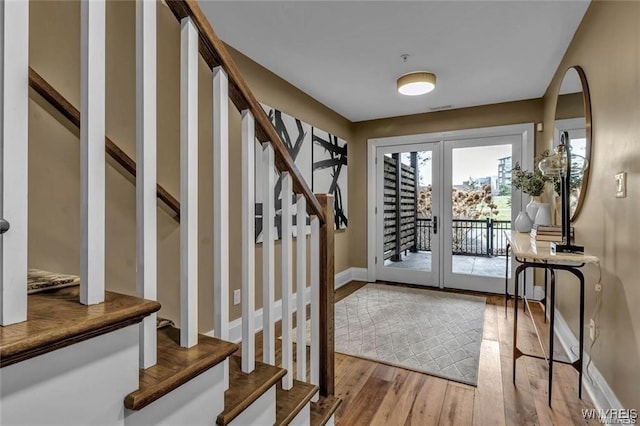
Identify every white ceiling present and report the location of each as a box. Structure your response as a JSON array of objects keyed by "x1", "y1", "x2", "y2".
[{"x1": 199, "y1": 1, "x2": 590, "y2": 122}]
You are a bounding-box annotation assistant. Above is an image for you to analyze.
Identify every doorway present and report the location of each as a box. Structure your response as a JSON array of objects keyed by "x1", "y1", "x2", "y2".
[{"x1": 368, "y1": 124, "x2": 534, "y2": 295}]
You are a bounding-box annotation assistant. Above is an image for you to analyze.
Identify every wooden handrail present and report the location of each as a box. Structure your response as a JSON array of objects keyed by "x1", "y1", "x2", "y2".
[
  {"x1": 28, "y1": 67, "x2": 181, "y2": 221},
  {"x1": 165, "y1": 0, "x2": 325, "y2": 225}
]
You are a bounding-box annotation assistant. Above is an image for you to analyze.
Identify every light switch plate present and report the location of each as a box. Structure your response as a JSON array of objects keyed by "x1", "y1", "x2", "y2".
[
  {"x1": 615, "y1": 172, "x2": 627, "y2": 198},
  {"x1": 233, "y1": 289, "x2": 241, "y2": 305}
]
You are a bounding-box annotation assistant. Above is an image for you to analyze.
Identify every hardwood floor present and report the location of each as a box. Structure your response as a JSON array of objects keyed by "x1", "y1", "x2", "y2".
[
  {"x1": 245, "y1": 280, "x2": 597, "y2": 425},
  {"x1": 332, "y1": 282, "x2": 598, "y2": 426}
]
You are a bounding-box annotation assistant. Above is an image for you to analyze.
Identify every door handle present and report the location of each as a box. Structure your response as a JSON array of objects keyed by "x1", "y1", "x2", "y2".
[
  {"x1": 433, "y1": 216, "x2": 438, "y2": 234},
  {"x1": 0, "y1": 219, "x2": 9, "y2": 234}
]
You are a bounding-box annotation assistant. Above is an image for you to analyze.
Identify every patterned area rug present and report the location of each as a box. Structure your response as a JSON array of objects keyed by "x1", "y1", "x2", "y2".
[{"x1": 335, "y1": 284, "x2": 486, "y2": 386}]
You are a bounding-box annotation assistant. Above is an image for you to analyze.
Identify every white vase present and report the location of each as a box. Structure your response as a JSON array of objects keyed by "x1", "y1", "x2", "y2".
[
  {"x1": 534, "y1": 203, "x2": 552, "y2": 226},
  {"x1": 526, "y1": 196, "x2": 541, "y2": 222},
  {"x1": 514, "y1": 211, "x2": 533, "y2": 233}
]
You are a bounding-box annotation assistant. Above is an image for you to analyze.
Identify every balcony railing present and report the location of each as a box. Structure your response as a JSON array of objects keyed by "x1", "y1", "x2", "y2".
[{"x1": 416, "y1": 218, "x2": 511, "y2": 256}]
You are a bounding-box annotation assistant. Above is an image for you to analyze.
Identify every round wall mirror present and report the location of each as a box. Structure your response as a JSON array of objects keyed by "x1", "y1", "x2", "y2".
[{"x1": 554, "y1": 66, "x2": 592, "y2": 220}]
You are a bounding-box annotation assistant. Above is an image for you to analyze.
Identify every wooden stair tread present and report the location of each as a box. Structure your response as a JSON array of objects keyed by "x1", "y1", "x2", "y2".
[
  {"x1": 216, "y1": 355, "x2": 286, "y2": 425},
  {"x1": 275, "y1": 380, "x2": 319, "y2": 425},
  {"x1": 0, "y1": 287, "x2": 160, "y2": 368},
  {"x1": 310, "y1": 395, "x2": 342, "y2": 426},
  {"x1": 125, "y1": 326, "x2": 238, "y2": 410}
]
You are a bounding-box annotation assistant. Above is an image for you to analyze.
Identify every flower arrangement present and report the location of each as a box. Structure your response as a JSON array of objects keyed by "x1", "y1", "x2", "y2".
[{"x1": 511, "y1": 151, "x2": 554, "y2": 196}]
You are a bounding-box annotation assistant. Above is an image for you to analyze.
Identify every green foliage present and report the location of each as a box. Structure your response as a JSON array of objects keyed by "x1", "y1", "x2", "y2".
[
  {"x1": 511, "y1": 152, "x2": 554, "y2": 196},
  {"x1": 498, "y1": 185, "x2": 511, "y2": 196}
]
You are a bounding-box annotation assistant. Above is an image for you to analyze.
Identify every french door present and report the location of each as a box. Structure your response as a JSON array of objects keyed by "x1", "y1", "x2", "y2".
[
  {"x1": 442, "y1": 135, "x2": 521, "y2": 293},
  {"x1": 375, "y1": 142, "x2": 441, "y2": 287},
  {"x1": 374, "y1": 134, "x2": 524, "y2": 293}
]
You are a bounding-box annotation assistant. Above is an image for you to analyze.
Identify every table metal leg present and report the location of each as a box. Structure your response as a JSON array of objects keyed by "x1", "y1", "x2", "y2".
[
  {"x1": 548, "y1": 269, "x2": 556, "y2": 406},
  {"x1": 505, "y1": 243, "x2": 511, "y2": 317},
  {"x1": 543, "y1": 269, "x2": 548, "y2": 323},
  {"x1": 575, "y1": 270, "x2": 585, "y2": 399},
  {"x1": 512, "y1": 263, "x2": 527, "y2": 384},
  {"x1": 523, "y1": 272, "x2": 527, "y2": 313}
]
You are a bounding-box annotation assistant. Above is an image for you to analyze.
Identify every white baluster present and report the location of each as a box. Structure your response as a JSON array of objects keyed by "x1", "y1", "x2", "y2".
[
  {"x1": 180, "y1": 16, "x2": 198, "y2": 348},
  {"x1": 80, "y1": 0, "x2": 106, "y2": 305},
  {"x1": 310, "y1": 215, "x2": 320, "y2": 400},
  {"x1": 136, "y1": 0, "x2": 157, "y2": 368},
  {"x1": 262, "y1": 143, "x2": 275, "y2": 365},
  {"x1": 0, "y1": 0, "x2": 29, "y2": 325},
  {"x1": 281, "y1": 173, "x2": 294, "y2": 390},
  {"x1": 212, "y1": 66, "x2": 229, "y2": 344},
  {"x1": 296, "y1": 196, "x2": 307, "y2": 381},
  {"x1": 241, "y1": 110, "x2": 256, "y2": 373}
]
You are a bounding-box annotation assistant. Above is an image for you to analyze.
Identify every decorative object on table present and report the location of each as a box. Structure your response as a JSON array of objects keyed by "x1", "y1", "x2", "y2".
[
  {"x1": 512, "y1": 159, "x2": 552, "y2": 226},
  {"x1": 514, "y1": 211, "x2": 533, "y2": 233},
  {"x1": 533, "y1": 203, "x2": 552, "y2": 226},
  {"x1": 333, "y1": 283, "x2": 485, "y2": 386},
  {"x1": 530, "y1": 224, "x2": 574, "y2": 242},
  {"x1": 539, "y1": 131, "x2": 589, "y2": 253}
]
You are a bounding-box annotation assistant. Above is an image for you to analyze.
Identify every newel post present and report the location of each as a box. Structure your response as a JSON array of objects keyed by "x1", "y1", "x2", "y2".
[{"x1": 317, "y1": 194, "x2": 335, "y2": 397}]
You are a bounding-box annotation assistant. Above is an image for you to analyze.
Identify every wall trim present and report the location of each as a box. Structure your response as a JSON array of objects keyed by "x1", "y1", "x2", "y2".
[
  {"x1": 335, "y1": 267, "x2": 368, "y2": 289},
  {"x1": 206, "y1": 287, "x2": 312, "y2": 344},
  {"x1": 206, "y1": 268, "x2": 367, "y2": 343},
  {"x1": 554, "y1": 309, "x2": 624, "y2": 416}
]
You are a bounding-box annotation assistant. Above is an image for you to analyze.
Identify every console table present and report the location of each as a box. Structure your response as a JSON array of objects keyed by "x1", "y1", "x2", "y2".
[{"x1": 504, "y1": 231, "x2": 598, "y2": 406}]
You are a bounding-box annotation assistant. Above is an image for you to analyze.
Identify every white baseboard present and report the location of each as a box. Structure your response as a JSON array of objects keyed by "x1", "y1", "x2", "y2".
[
  {"x1": 335, "y1": 267, "x2": 368, "y2": 289},
  {"x1": 532, "y1": 285, "x2": 545, "y2": 301},
  {"x1": 209, "y1": 268, "x2": 369, "y2": 343},
  {"x1": 554, "y1": 309, "x2": 624, "y2": 416},
  {"x1": 205, "y1": 287, "x2": 311, "y2": 344}
]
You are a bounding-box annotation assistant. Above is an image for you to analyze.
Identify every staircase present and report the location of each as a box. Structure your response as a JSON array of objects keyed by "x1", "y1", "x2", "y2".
[{"x1": 0, "y1": 0, "x2": 340, "y2": 424}]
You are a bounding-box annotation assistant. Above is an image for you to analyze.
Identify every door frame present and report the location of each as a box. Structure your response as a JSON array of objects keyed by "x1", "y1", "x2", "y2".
[{"x1": 367, "y1": 123, "x2": 535, "y2": 294}]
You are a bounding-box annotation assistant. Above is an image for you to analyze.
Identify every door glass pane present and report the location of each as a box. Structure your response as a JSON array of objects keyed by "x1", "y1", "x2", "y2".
[
  {"x1": 382, "y1": 150, "x2": 432, "y2": 271},
  {"x1": 450, "y1": 144, "x2": 512, "y2": 278}
]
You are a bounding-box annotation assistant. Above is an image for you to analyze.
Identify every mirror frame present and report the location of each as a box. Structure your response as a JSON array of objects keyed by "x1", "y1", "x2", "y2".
[{"x1": 555, "y1": 65, "x2": 592, "y2": 221}]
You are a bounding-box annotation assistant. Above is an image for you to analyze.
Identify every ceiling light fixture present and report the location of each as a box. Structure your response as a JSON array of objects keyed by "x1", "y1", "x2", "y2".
[
  {"x1": 397, "y1": 71, "x2": 437, "y2": 96},
  {"x1": 397, "y1": 55, "x2": 436, "y2": 96}
]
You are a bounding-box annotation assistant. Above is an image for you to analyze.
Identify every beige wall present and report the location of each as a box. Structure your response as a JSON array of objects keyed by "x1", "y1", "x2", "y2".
[
  {"x1": 541, "y1": 0, "x2": 640, "y2": 409},
  {"x1": 349, "y1": 99, "x2": 544, "y2": 268},
  {"x1": 28, "y1": 0, "x2": 353, "y2": 330}
]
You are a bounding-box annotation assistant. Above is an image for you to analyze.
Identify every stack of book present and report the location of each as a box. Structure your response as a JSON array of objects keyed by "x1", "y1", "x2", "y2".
[{"x1": 530, "y1": 225, "x2": 574, "y2": 243}]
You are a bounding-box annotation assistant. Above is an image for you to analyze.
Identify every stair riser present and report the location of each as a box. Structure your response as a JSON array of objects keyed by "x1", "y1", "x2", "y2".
[
  {"x1": 228, "y1": 386, "x2": 276, "y2": 426},
  {"x1": 288, "y1": 403, "x2": 311, "y2": 426},
  {"x1": 125, "y1": 360, "x2": 227, "y2": 426},
  {"x1": 1, "y1": 325, "x2": 139, "y2": 426}
]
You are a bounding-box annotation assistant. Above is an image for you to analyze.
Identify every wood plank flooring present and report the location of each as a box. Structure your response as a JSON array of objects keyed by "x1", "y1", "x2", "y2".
[{"x1": 332, "y1": 282, "x2": 599, "y2": 426}]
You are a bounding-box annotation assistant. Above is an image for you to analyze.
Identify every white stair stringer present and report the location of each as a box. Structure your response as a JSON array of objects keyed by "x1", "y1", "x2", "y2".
[
  {"x1": 0, "y1": 325, "x2": 139, "y2": 426},
  {"x1": 228, "y1": 386, "x2": 277, "y2": 426},
  {"x1": 125, "y1": 359, "x2": 227, "y2": 426}
]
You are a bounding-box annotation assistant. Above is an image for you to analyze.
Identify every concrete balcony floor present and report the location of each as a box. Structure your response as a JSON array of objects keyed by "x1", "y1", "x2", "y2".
[{"x1": 384, "y1": 250, "x2": 512, "y2": 278}]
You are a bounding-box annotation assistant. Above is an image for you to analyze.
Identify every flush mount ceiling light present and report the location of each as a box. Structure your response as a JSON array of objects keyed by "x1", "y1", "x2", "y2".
[
  {"x1": 397, "y1": 71, "x2": 437, "y2": 96},
  {"x1": 396, "y1": 54, "x2": 436, "y2": 96}
]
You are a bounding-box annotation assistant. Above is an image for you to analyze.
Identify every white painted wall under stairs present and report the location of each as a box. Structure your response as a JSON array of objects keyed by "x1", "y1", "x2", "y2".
[{"x1": 0, "y1": 324, "x2": 323, "y2": 426}]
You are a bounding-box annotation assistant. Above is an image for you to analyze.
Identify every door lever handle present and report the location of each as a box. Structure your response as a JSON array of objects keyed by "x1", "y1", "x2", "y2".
[
  {"x1": 433, "y1": 216, "x2": 438, "y2": 234},
  {"x1": 0, "y1": 219, "x2": 9, "y2": 234}
]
